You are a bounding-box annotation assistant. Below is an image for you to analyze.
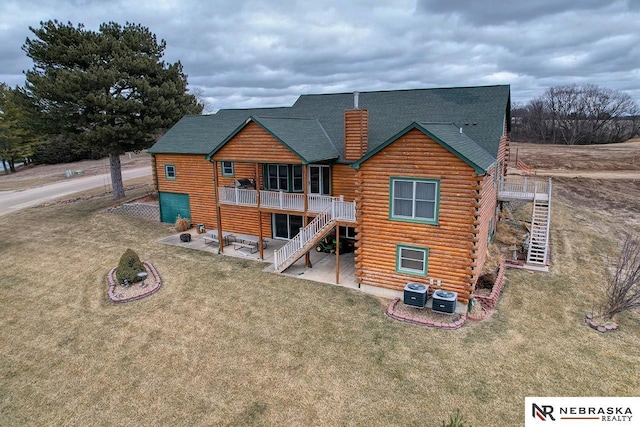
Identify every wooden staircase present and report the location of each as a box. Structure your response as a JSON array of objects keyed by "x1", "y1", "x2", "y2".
[
  {"x1": 273, "y1": 199, "x2": 356, "y2": 273},
  {"x1": 526, "y1": 190, "x2": 551, "y2": 265}
]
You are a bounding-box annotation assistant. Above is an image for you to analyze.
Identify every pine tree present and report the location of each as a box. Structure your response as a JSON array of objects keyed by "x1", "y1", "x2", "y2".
[
  {"x1": 0, "y1": 83, "x2": 39, "y2": 174},
  {"x1": 22, "y1": 20, "x2": 203, "y2": 198}
]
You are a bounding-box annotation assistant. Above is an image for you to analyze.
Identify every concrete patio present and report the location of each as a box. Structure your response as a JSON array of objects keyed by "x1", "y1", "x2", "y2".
[{"x1": 158, "y1": 229, "x2": 358, "y2": 290}]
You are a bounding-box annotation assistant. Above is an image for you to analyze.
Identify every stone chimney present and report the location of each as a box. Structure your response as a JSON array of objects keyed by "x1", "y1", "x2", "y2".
[{"x1": 344, "y1": 91, "x2": 368, "y2": 161}]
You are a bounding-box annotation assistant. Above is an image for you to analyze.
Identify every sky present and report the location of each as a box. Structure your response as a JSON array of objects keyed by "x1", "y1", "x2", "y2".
[{"x1": 1, "y1": 0, "x2": 639, "y2": 113}]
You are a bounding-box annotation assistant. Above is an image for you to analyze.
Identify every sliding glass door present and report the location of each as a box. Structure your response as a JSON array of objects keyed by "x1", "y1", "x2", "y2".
[{"x1": 272, "y1": 214, "x2": 304, "y2": 240}]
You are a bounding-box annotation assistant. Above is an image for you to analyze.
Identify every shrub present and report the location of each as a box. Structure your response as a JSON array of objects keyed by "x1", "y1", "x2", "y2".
[
  {"x1": 175, "y1": 215, "x2": 191, "y2": 232},
  {"x1": 441, "y1": 409, "x2": 471, "y2": 427},
  {"x1": 116, "y1": 248, "x2": 145, "y2": 285},
  {"x1": 600, "y1": 233, "x2": 640, "y2": 320}
]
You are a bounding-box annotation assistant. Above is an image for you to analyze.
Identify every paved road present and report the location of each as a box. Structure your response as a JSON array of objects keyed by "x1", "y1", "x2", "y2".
[{"x1": 0, "y1": 166, "x2": 151, "y2": 217}]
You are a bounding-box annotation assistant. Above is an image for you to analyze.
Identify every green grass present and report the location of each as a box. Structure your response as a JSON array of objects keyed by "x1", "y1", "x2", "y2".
[{"x1": 0, "y1": 186, "x2": 639, "y2": 426}]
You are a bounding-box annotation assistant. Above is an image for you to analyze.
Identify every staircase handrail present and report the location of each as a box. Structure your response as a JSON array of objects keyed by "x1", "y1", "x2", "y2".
[{"x1": 274, "y1": 203, "x2": 335, "y2": 271}]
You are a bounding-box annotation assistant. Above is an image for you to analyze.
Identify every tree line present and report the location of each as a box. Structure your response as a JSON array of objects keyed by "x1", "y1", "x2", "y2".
[
  {"x1": 511, "y1": 84, "x2": 640, "y2": 145},
  {"x1": 1, "y1": 20, "x2": 202, "y2": 198}
]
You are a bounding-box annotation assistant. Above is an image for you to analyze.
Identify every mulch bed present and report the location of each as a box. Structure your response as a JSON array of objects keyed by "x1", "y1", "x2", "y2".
[
  {"x1": 386, "y1": 298, "x2": 466, "y2": 329},
  {"x1": 107, "y1": 261, "x2": 161, "y2": 303}
]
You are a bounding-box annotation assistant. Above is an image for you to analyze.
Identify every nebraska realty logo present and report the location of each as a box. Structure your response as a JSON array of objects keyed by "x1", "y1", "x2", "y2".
[{"x1": 525, "y1": 397, "x2": 639, "y2": 426}]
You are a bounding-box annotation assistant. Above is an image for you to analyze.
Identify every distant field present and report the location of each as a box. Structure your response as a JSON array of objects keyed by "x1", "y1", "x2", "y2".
[
  {"x1": 510, "y1": 139, "x2": 640, "y2": 171},
  {"x1": 0, "y1": 144, "x2": 638, "y2": 426}
]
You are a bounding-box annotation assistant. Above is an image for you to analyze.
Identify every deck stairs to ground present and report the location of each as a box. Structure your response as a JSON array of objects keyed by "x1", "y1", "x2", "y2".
[
  {"x1": 499, "y1": 176, "x2": 552, "y2": 267},
  {"x1": 526, "y1": 193, "x2": 551, "y2": 265},
  {"x1": 274, "y1": 200, "x2": 355, "y2": 273}
]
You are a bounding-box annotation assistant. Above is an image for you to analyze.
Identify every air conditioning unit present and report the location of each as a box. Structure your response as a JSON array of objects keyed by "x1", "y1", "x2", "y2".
[
  {"x1": 431, "y1": 290, "x2": 457, "y2": 314},
  {"x1": 403, "y1": 282, "x2": 428, "y2": 308}
]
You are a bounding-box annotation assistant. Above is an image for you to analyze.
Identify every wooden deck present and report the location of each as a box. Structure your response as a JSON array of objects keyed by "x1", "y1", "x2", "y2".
[{"x1": 498, "y1": 176, "x2": 551, "y2": 201}]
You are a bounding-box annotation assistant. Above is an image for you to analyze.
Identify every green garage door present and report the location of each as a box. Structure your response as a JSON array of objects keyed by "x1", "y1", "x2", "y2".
[{"x1": 159, "y1": 192, "x2": 191, "y2": 224}]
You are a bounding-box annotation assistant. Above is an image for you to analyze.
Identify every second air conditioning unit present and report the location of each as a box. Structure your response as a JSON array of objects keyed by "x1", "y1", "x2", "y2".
[{"x1": 431, "y1": 290, "x2": 457, "y2": 314}]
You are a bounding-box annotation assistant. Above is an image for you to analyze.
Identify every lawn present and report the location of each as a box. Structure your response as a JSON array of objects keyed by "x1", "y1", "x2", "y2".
[{"x1": 0, "y1": 182, "x2": 639, "y2": 426}]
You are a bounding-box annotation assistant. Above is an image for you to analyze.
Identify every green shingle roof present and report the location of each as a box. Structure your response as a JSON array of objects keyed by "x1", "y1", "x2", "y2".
[
  {"x1": 257, "y1": 117, "x2": 340, "y2": 163},
  {"x1": 147, "y1": 107, "x2": 291, "y2": 154},
  {"x1": 149, "y1": 85, "x2": 510, "y2": 173}
]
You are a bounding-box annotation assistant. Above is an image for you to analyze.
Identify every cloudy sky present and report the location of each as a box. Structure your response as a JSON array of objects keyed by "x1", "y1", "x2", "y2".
[{"x1": 1, "y1": 0, "x2": 639, "y2": 112}]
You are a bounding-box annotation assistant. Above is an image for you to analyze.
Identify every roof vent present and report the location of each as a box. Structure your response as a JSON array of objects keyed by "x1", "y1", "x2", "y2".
[
  {"x1": 459, "y1": 127, "x2": 463, "y2": 134},
  {"x1": 354, "y1": 91, "x2": 359, "y2": 109}
]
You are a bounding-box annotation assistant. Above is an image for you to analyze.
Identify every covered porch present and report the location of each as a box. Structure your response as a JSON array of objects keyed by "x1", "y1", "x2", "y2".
[{"x1": 157, "y1": 230, "x2": 358, "y2": 289}]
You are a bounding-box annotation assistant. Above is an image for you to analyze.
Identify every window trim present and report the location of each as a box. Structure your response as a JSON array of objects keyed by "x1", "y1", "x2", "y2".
[
  {"x1": 292, "y1": 165, "x2": 303, "y2": 192},
  {"x1": 165, "y1": 164, "x2": 176, "y2": 180},
  {"x1": 344, "y1": 226, "x2": 356, "y2": 239},
  {"x1": 389, "y1": 177, "x2": 440, "y2": 225},
  {"x1": 396, "y1": 244, "x2": 429, "y2": 276},
  {"x1": 221, "y1": 161, "x2": 234, "y2": 177},
  {"x1": 263, "y1": 163, "x2": 305, "y2": 192}
]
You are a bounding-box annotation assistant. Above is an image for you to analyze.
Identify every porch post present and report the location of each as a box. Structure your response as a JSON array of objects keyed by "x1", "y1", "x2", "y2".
[
  {"x1": 335, "y1": 225, "x2": 340, "y2": 284},
  {"x1": 214, "y1": 161, "x2": 224, "y2": 254},
  {"x1": 256, "y1": 163, "x2": 264, "y2": 260},
  {"x1": 303, "y1": 164, "x2": 311, "y2": 267}
]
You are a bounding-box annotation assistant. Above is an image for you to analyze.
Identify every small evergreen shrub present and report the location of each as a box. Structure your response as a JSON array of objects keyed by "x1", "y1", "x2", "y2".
[
  {"x1": 175, "y1": 215, "x2": 191, "y2": 232},
  {"x1": 116, "y1": 248, "x2": 146, "y2": 285}
]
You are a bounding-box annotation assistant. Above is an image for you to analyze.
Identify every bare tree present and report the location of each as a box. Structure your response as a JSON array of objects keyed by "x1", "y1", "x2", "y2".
[
  {"x1": 511, "y1": 84, "x2": 639, "y2": 144},
  {"x1": 601, "y1": 234, "x2": 640, "y2": 320}
]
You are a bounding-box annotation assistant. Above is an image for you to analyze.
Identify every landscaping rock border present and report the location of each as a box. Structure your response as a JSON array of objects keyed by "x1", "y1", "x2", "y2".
[
  {"x1": 474, "y1": 260, "x2": 506, "y2": 309},
  {"x1": 386, "y1": 298, "x2": 466, "y2": 329},
  {"x1": 108, "y1": 261, "x2": 161, "y2": 303},
  {"x1": 584, "y1": 314, "x2": 618, "y2": 333},
  {"x1": 466, "y1": 300, "x2": 492, "y2": 321}
]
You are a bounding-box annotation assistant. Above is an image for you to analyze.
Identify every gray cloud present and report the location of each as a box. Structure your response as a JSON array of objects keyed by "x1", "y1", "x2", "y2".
[
  {"x1": 0, "y1": 0, "x2": 638, "y2": 112},
  {"x1": 417, "y1": 0, "x2": 614, "y2": 24}
]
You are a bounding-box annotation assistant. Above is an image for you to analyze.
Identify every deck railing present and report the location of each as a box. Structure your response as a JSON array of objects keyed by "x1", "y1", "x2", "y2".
[
  {"x1": 273, "y1": 198, "x2": 356, "y2": 271},
  {"x1": 307, "y1": 194, "x2": 334, "y2": 212},
  {"x1": 332, "y1": 200, "x2": 357, "y2": 222},
  {"x1": 218, "y1": 187, "x2": 356, "y2": 220},
  {"x1": 498, "y1": 176, "x2": 551, "y2": 200},
  {"x1": 218, "y1": 187, "x2": 258, "y2": 206},
  {"x1": 274, "y1": 206, "x2": 333, "y2": 271},
  {"x1": 259, "y1": 190, "x2": 305, "y2": 211}
]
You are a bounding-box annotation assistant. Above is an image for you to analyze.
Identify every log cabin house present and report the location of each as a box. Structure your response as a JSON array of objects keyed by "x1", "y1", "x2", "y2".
[{"x1": 148, "y1": 85, "x2": 523, "y2": 311}]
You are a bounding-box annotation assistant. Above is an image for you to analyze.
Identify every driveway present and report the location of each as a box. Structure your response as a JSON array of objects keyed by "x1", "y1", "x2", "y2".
[{"x1": 0, "y1": 166, "x2": 151, "y2": 217}]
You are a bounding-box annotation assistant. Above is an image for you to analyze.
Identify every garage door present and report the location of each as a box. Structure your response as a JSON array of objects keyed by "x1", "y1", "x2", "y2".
[{"x1": 159, "y1": 192, "x2": 191, "y2": 224}]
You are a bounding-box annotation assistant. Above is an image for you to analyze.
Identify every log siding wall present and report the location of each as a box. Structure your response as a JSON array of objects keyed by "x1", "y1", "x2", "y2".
[
  {"x1": 332, "y1": 164, "x2": 358, "y2": 201},
  {"x1": 355, "y1": 129, "x2": 479, "y2": 303},
  {"x1": 473, "y1": 167, "x2": 497, "y2": 285},
  {"x1": 154, "y1": 153, "x2": 217, "y2": 228},
  {"x1": 213, "y1": 122, "x2": 301, "y2": 164},
  {"x1": 344, "y1": 109, "x2": 368, "y2": 160},
  {"x1": 473, "y1": 126, "x2": 509, "y2": 285}
]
